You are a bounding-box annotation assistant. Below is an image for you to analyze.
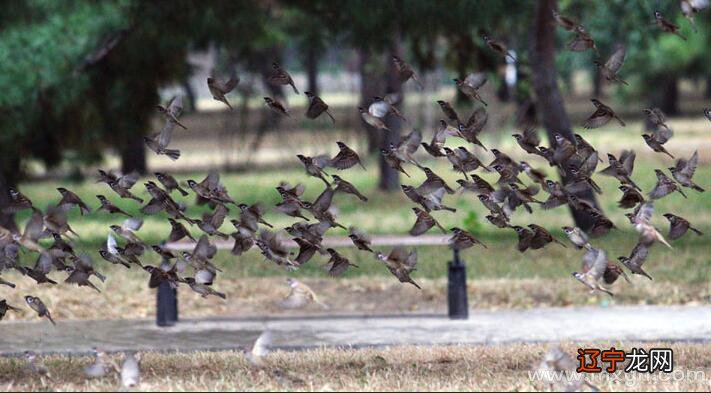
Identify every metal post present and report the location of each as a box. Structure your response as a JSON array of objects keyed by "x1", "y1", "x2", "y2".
[
  {"x1": 447, "y1": 248, "x2": 469, "y2": 320},
  {"x1": 156, "y1": 258, "x2": 178, "y2": 327},
  {"x1": 156, "y1": 281, "x2": 178, "y2": 327}
]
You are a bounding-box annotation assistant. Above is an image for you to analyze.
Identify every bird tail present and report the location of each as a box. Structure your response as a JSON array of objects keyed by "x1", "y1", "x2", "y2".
[
  {"x1": 45, "y1": 313, "x2": 57, "y2": 326},
  {"x1": 178, "y1": 187, "x2": 189, "y2": 197},
  {"x1": 692, "y1": 183, "x2": 705, "y2": 192},
  {"x1": 691, "y1": 227, "x2": 704, "y2": 236},
  {"x1": 326, "y1": 110, "x2": 336, "y2": 124},
  {"x1": 164, "y1": 149, "x2": 181, "y2": 161},
  {"x1": 291, "y1": 83, "x2": 299, "y2": 95},
  {"x1": 215, "y1": 290, "x2": 227, "y2": 300},
  {"x1": 95, "y1": 272, "x2": 107, "y2": 283},
  {"x1": 408, "y1": 279, "x2": 422, "y2": 290}
]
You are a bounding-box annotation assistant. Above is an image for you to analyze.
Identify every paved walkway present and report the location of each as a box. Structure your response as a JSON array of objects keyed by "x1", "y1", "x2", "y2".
[{"x1": 2, "y1": 305, "x2": 710, "y2": 356}]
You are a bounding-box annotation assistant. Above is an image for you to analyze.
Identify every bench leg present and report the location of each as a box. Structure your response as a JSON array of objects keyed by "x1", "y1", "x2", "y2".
[
  {"x1": 448, "y1": 249, "x2": 469, "y2": 320},
  {"x1": 157, "y1": 281, "x2": 178, "y2": 327}
]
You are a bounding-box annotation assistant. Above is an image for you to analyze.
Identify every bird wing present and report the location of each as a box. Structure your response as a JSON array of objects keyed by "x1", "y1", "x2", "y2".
[
  {"x1": 118, "y1": 171, "x2": 140, "y2": 189},
  {"x1": 24, "y1": 209, "x2": 45, "y2": 241},
  {"x1": 398, "y1": 129, "x2": 423, "y2": 155},
  {"x1": 583, "y1": 108, "x2": 612, "y2": 128},
  {"x1": 604, "y1": 44, "x2": 626, "y2": 74},
  {"x1": 122, "y1": 217, "x2": 143, "y2": 232},
  {"x1": 634, "y1": 202, "x2": 654, "y2": 224},
  {"x1": 107, "y1": 232, "x2": 119, "y2": 254},
  {"x1": 368, "y1": 100, "x2": 390, "y2": 118},
  {"x1": 682, "y1": 151, "x2": 698, "y2": 178},
  {"x1": 620, "y1": 150, "x2": 636, "y2": 175},
  {"x1": 311, "y1": 187, "x2": 335, "y2": 213},
  {"x1": 464, "y1": 72, "x2": 487, "y2": 90},
  {"x1": 251, "y1": 330, "x2": 272, "y2": 358},
  {"x1": 157, "y1": 120, "x2": 176, "y2": 148}
]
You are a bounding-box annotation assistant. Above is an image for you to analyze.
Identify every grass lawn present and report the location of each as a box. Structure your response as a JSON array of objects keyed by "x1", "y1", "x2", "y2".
[{"x1": 2, "y1": 342, "x2": 710, "y2": 391}]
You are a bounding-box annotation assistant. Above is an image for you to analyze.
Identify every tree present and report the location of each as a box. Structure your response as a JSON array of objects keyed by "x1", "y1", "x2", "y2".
[{"x1": 530, "y1": 0, "x2": 598, "y2": 230}]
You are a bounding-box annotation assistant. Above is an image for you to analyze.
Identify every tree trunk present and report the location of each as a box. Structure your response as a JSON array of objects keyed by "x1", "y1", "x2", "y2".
[
  {"x1": 530, "y1": 0, "x2": 599, "y2": 231},
  {"x1": 0, "y1": 156, "x2": 20, "y2": 231},
  {"x1": 305, "y1": 45, "x2": 320, "y2": 96},
  {"x1": 358, "y1": 49, "x2": 385, "y2": 154},
  {"x1": 120, "y1": 134, "x2": 148, "y2": 175},
  {"x1": 379, "y1": 44, "x2": 404, "y2": 192},
  {"x1": 659, "y1": 75, "x2": 679, "y2": 115},
  {"x1": 592, "y1": 68, "x2": 603, "y2": 98}
]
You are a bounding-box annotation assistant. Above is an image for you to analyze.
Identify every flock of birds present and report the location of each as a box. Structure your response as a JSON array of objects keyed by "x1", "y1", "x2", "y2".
[{"x1": 1, "y1": 3, "x2": 711, "y2": 389}]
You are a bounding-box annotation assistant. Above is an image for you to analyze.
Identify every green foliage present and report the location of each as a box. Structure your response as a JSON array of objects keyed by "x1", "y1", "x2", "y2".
[{"x1": 463, "y1": 210, "x2": 482, "y2": 237}]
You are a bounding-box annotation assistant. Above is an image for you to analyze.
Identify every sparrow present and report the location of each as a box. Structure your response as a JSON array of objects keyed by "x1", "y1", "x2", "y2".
[
  {"x1": 280, "y1": 278, "x2": 328, "y2": 309},
  {"x1": 457, "y1": 108, "x2": 489, "y2": 151},
  {"x1": 331, "y1": 141, "x2": 366, "y2": 170},
  {"x1": 4, "y1": 187, "x2": 34, "y2": 213},
  {"x1": 512, "y1": 226, "x2": 534, "y2": 253},
  {"x1": 519, "y1": 161, "x2": 547, "y2": 185},
  {"x1": 156, "y1": 95, "x2": 187, "y2": 129},
  {"x1": 583, "y1": 99, "x2": 625, "y2": 129},
  {"x1": 296, "y1": 154, "x2": 331, "y2": 186},
  {"x1": 643, "y1": 108, "x2": 672, "y2": 131},
  {"x1": 631, "y1": 202, "x2": 673, "y2": 248},
  {"x1": 642, "y1": 134, "x2": 674, "y2": 159},
  {"x1": 332, "y1": 175, "x2": 367, "y2": 202},
  {"x1": 256, "y1": 230, "x2": 294, "y2": 268},
  {"x1": 44, "y1": 205, "x2": 80, "y2": 238},
  {"x1": 618, "y1": 242, "x2": 653, "y2": 280},
  {"x1": 369, "y1": 95, "x2": 407, "y2": 122},
  {"x1": 304, "y1": 91, "x2": 335, "y2": 123},
  {"x1": 348, "y1": 226, "x2": 373, "y2": 252},
  {"x1": 275, "y1": 188, "x2": 310, "y2": 221},
  {"x1": 573, "y1": 245, "x2": 614, "y2": 296},
  {"x1": 512, "y1": 128, "x2": 541, "y2": 155},
  {"x1": 100, "y1": 233, "x2": 131, "y2": 268},
  {"x1": 669, "y1": 151, "x2": 704, "y2": 192},
  {"x1": 409, "y1": 207, "x2": 446, "y2": 236},
  {"x1": 245, "y1": 330, "x2": 272, "y2": 367},
  {"x1": 562, "y1": 226, "x2": 590, "y2": 249},
  {"x1": 0, "y1": 299, "x2": 20, "y2": 321},
  {"x1": 111, "y1": 217, "x2": 144, "y2": 244},
  {"x1": 436, "y1": 100, "x2": 460, "y2": 124},
  {"x1": 552, "y1": 133, "x2": 577, "y2": 165},
  {"x1": 663, "y1": 213, "x2": 703, "y2": 240},
  {"x1": 70, "y1": 252, "x2": 107, "y2": 282},
  {"x1": 649, "y1": 169, "x2": 687, "y2": 200},
  {"x1": 594, "y1": 44, "x2": 628, "y2": 85},
  {"x1": 381, "y1": 148, "x2": 410, "y2": 177},
  {"x1": 324, "y1": 248, "x2": 357, "y2": 276},
  {"x1": 449, "y1": 227, "x2": 486, "y2": 250},
  {"x1": 184, "y1": 277, "x2": 226, "y2": 299},
  {"x1": 0, "y1": 207, "x2": 45, "y2": 253},
  {"x1": 105, "y1": 171, "x2": 143, "y2": 202},
  {"x1": 417, "y1": 167, "x2": 455, "y2": 195},
  {"x1": 207, "y1": 76, "x2": 239, "y2": 109},
  {"x1": 454, "y1": 72, "x2": 487, "y2": 106},
  {"x1": 143, "y1": 264, "x2": 184, "y2": 289},
  {"x1": 196, "y1": 203, "x2": 230, "y2": 239},
  {"x1": 96, "y1": 195, "x2": 131, "y2": 216},
  {"x1": 121, "y1": 352, "x2": 141, "y2": 388},
  {"x1": 227, "y1": 224, "x2": 254, "y2": 258},
  {"x1": 421, "y1": 120, "x2": 460, "y2": 157},
  {"x1": 481, "y1": 32, "x2": 516, "y2": 62},
  {"x1": 421, "y1": 187, "x2": 457, "y2": 213},
  {"x1": 392, "y1": 56, "x2": 423, "y2": 88},
  {"x1": 599, "y1": 151, "x2": 640, "y2": 190},
  {"x1": 84, "y1": 347, "x2": 116, "y2": 378},
  {"x1": 552, "y1": 9, "x2": 578, "y2": 31},
  {"x1": 56, "y1": 187, "x2": 91, "y2": 215},
  {"x1": 528, "y1": 224, "x2": 566, "y2": 249},
  {"x1": 486, "y1": 213, "x2": 509, "y2": 229},
  {"x1": 267, "y1": 62, "x2": 299, "y2": 94},
  {"x1": 155, "y1": 172, "x2": 189, "y2": 196},
  {"x1": 25, "y1": 295, "x2": 56, "y2": 325},
  {"x1": 457, "y1": 175, "x2": 495, "y2": 196},
  {"x1": 568, "y1": 25, "x2": 598, "y2": 52},
  {"x1": 374, "y1": 246, "x2": 420, "y2": 289},
  {"x1": 145, "y1": 120, "x2": 181, "y2": 160},
  {"x1": 168, "y1": 218, "x2": 195, "y2": 243},
  {"x1": 617, "y1": 185, "x2": 645, "y2": 209},
  {"x1": 588, "y1": 211, "x2": 616, "y2": 238},
  {"x1": 292, "y1": 237, "x2": 320, "y2": 266},
  {"x1": 654, "y1": 11, "x2": 687, "y2": 40},
  {"x1": 264, "y1": 97, "x2": 291, "y2": 117},
  {"x1": 359, "y1": 107, "x2": 389, "y2": 131}
]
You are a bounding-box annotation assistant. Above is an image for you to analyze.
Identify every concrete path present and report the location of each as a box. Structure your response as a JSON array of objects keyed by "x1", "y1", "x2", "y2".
[{"x1": 2, "y1": 305, "x2": 710, "y2": 356}]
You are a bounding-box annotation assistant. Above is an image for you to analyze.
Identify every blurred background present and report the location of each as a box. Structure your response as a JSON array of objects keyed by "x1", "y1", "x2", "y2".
[{"x1": 0, "y1": 0, "x2": 710, "y2": 319}]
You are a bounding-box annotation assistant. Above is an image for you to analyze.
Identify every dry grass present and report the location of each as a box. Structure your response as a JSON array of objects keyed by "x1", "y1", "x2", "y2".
[
  {"x1": 1, "y1": 275, "x2": 709, "y2": 323},
  {"x1": 2, "y1": 342, "x2": 710, "y2": 391}
]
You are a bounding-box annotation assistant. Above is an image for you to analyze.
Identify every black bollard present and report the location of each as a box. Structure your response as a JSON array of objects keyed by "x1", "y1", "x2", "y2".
[
  {"x1": 156, "y1": 257, "x2": 179, "y2": 327},
  {"x1": 447, "y1": 248, "x2": 469, "y2": 320},
  {"x1": 156, "y1": 281, "x2": 178, "y2": 327}
]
